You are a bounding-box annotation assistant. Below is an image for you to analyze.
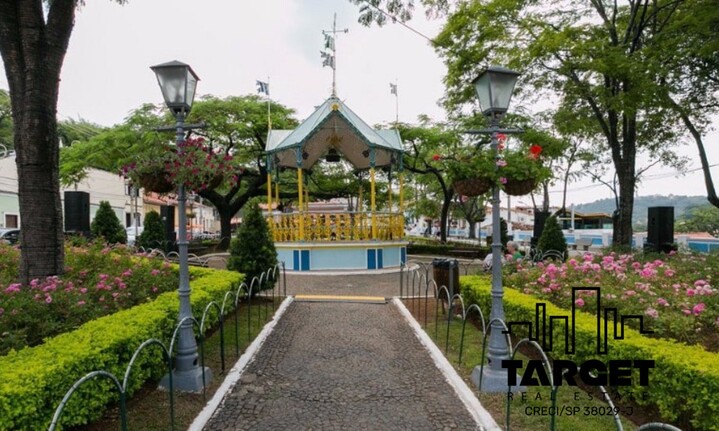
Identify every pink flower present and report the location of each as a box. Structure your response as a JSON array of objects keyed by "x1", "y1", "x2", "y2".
[
  {"x1": 687, "y1": 288, "x2": 696, "y2": 296},
  {"x1": 695, "y1": 280, "x2": 708, "y2": 287},
  {"x1": 496, "y1": 159, "x2": 507, "y2": 167},
  {"x1": 122, "y1": 269, "x2": 133, "y2": 277},
  {"x1": 575, "y1": 298, "x2": 585, "y2": 307},
  {"x1": 664, "y1": 269, "x2": 675, "y2": 277},
  {"x1": 152, "y1": 287, "x2": 158, "y2": 293},
  {"x1": 693, "y1": 303, "x2": 706, "y2": 315},
  {"x1": 77, "y1": 300, "x2": 86, "y2": 306},
  {"x1": 657, "y1": 298, "x2": 669, "y2": 307},
  {"x1": 151, "y1": 269, "x2": 161, "y2": 276},
  {"x1": 645, "y1": 308, "x2": 659, "y2": 318},
  {"x1": 45, "y1": 295, "x2": 52, "y2": 304},
  {"x1": 500, "y1": 177, "x2": 508, "y2": 184},
  {"x1": 80, "y1": 287, "x2": 88, "y2": 294},
  {"x1": 4, "y1": 283, "x2": 21, "y2": 293},
  {"x1": 682, "y1": 309, "x2": 692, "y2": 316}
]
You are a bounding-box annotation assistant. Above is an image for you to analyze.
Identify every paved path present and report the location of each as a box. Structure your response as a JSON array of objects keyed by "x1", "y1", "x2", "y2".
[{"x1": 201, "y1": 273, "x2": 483, "y2": 431}]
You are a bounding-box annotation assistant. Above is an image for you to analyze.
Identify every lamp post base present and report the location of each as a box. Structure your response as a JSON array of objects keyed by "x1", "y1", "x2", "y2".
[
  {"x1": 471, "y1": 365, "x2": 525, "y2": 393},
  {"x1": 159, "y1": 366, "x2": 213, "y2": 393}
]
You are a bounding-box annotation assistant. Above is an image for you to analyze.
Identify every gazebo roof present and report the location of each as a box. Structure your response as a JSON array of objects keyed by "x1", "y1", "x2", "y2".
[{"x1": 266, "y1": 96, "x2": 402, "y2": 170}]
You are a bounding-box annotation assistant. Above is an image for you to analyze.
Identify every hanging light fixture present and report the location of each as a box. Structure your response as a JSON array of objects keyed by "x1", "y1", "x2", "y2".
[{"x1": 326, "y1": 148, "x2": 341, "y2": 162}]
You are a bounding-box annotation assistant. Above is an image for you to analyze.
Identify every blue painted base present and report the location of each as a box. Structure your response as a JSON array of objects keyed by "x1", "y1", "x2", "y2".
[{"x1": 276, "y1": 241, "x2": 409, "y2": 271}]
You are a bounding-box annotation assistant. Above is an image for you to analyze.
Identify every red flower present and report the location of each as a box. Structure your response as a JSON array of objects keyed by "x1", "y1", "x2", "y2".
[
  {"x1": 529, "y1": 144, "x2": 543, "y2": 159},
  {"x1": 432, "y1": 154, "x2": 441, "y2": 161},
  {"x1": 495, "y1": 133, "x2": 507, "y2": 143}
]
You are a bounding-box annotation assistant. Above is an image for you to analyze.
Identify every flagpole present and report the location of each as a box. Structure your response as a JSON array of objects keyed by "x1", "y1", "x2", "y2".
[
  {"x1": 395, "y1": 79, "x2": 399, "y2": 125},
  {"x1": 267, "y1": 75, "x2": 272, "y2": 130}
]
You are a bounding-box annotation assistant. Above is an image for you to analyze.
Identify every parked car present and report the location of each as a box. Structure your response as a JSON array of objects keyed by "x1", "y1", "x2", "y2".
[
  {"x1": 0, "y1": 228, "x2": 20, "y2": 245},
  {"x1": 126, "y1": 225, "x2": 144, "y2": 246}
]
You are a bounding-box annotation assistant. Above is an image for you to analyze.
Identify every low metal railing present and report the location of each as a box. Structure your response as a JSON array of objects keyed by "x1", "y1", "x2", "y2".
[{"x1": 267, "y1": 211, "x2": 405, "y2": 242}]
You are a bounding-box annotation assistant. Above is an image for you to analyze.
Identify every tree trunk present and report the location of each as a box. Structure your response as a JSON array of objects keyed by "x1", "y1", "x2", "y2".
[
  {"x1": 0, "y1": 1, "x2": 77, "y2": 284},
  {"x1": 615, "y1": 163, "x2": 635, "y2": 247},
  {"x1": 467, "y1": 221, "x2": 476, "y2": 239}
]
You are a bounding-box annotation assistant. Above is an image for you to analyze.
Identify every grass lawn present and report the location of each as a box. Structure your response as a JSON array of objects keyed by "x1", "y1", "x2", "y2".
[{"x1": 405, "y1": 297, "x2": 640, "y2": 431}]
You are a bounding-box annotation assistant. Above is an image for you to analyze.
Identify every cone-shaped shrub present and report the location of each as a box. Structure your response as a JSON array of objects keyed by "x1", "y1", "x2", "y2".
[
  {"x1": 537, "y1": 215, "x2": 567, "y2": 260},
  {"x1": 228, "y1": 201, "x2": 277, "y2": 292},
  {"x1": 138, "y1": 210, "x2": 165, "y2": 250},
  {"x1": 90, "y1": 201, "x2": 126, "y2": 244}
]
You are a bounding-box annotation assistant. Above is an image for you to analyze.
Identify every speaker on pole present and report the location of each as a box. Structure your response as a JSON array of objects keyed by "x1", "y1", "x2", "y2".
[
  {"x1": 160, "y1": 205, "x2": 176, "y2": 252},
  {"x1": 64, "y1": 191, "x2": 90, "y2": 236},
  {"x1": 646, "y1": 206, "x2": 675, "y2": 253}
]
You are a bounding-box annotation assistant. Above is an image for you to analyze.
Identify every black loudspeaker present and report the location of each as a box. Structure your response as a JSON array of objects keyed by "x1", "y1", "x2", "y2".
[
  {"x1": 160, "y1": 205, "x2": 176, "y2": 251},
  {"x1": 647, "y1": 206, "x2": 674, "y2": 252},
  {"x1": 64, "y1": 191, "x2": 90, "y2": 234},
  {"x1": 533, "y1": 210, "x2": 551, "y2": 242}
]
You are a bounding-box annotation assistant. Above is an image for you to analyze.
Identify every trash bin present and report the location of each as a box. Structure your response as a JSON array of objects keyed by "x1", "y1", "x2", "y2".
[{"x1": 432, "y1": 258, "x2": 460, "y2": 301}]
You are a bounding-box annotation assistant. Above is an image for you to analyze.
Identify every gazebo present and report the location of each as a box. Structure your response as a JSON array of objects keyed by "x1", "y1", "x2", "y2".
[{"x1": 264, "y1": 95, "x2": 407, "y2": 271}]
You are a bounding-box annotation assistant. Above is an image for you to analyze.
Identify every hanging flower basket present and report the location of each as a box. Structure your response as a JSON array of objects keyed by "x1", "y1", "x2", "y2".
[
  {"x1": 138, "y1": 171, "x2": 174, "y2": 194},
  {"x1": 503, "y1": 177, "x2": 537, "y2": 196},
  {"x1": 452, "y1": 177, "x2": 493, "y2": 197}
]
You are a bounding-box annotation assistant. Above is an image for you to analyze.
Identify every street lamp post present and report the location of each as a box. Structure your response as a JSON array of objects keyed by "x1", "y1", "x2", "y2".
[
  {"x1": 467, "y1": 66, "x2": 524, "y2": 393},
  {"x1": 152, "y1": 60, "x2": 212, "y2": 392}
]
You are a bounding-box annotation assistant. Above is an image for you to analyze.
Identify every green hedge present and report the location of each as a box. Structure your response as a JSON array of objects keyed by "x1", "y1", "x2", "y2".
[
  {"x1": 460, "y1": 275, "x2": 719, "y2": 431},
  {"x1": 0, "y1": 267, "x2": 243, "y2": 431},
  {"x1": 407, "y1": 242, "x2": 489, "y2": 258}
]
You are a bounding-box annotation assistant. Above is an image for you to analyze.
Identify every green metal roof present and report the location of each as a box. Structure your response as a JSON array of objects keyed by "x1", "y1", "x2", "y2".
[{"x1": 266, "y1": 96, "x2": 403, "y2": 170}]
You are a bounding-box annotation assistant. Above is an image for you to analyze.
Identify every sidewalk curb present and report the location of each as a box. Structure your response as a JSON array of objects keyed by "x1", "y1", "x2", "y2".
[
  {"x1": 393, "y1": 297, "x2": 502, "y2": 431},
  {"x1": 188, "y1": 296, "x2": 294, "y2": 431}
]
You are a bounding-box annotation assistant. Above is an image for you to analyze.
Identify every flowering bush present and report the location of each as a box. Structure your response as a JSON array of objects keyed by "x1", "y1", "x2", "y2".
[
  {"x1": 505, "y1": 250, "x2": 719, "y2": 349},
  {"x1": 121, "y1": 136, "x2": 236, "y2": 193},
  {"x1": 444, "y1": 135, "x2": 550, "y2": 189},
  {"x1": 0, "y1": 242, "x2": 178, "y2": 355}
]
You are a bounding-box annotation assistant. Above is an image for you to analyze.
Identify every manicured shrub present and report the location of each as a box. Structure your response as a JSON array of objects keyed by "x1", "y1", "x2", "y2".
[
  {"x1": 537, "y1": 214, "x2": 567, "y2": 259},
  {"x1": 90, "y1": 201, "x2": 126, "y2": 244},
  {"x1": 138, "y1": 210, "x2": 165, "y2": 250},
  {"x1": 228, "y1": 201, "x2": 277, "y2": 291},
  {"x1": 0, "y1": 267, "x2": 243, "y2": 431}
]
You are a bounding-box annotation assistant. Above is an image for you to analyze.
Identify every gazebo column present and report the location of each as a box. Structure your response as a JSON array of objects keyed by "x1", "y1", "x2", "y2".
[
  {"x1": 296, "y1": 149, "x2": 304, "y2": 241},
  {"x1": 399, "y1": 168, "x2": 405, "y2": 236},
  {"x1": 370, "y1": 148, "x2": 377, "y2": 240}
]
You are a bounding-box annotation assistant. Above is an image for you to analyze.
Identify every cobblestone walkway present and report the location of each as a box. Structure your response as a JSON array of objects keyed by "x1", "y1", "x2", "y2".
[{"x1": 202, "y1": 273, "x2": 482, "y2": 430}]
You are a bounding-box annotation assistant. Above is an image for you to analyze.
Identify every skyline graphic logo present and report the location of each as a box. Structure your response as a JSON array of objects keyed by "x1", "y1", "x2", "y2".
[{"x1": 501, "y1": 287, "x2": 655, "y2": 387}]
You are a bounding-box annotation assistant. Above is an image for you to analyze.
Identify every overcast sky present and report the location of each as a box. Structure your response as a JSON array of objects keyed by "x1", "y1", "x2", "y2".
[{"x1": 1, "y1": 0, "x2": 717, "y2": 206}]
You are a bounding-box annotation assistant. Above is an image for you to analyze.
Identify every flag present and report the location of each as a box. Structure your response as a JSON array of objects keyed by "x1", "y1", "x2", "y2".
[
  {"x1": 324, "y1": 34, "x2": 335, "y2": 50},
  {"x1": 321, "y1": 51, "x2": 335, "y2": 69},
  {"x1": 256, "y1": 80, "x2": 269, "y2": 95},
  {"x1": 390, "y1": 83, "x2": 398, "y2": 95}
]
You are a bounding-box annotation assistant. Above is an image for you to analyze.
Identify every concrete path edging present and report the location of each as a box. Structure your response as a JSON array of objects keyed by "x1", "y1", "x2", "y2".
[
  {"x1": 392, "y1": 297, "x2": 502, "y2": 431},
  {"x1": 188, "y1": 296, "x2": 295, "y2": 431}
]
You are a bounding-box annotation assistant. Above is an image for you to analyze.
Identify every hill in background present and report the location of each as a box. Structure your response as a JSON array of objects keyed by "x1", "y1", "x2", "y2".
[{"x1": 573, "y1": 195, "x2": 710, "y2": 229}]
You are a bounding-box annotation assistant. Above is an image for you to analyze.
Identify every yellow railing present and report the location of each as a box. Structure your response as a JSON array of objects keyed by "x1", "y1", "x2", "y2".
[{"x1": 268, "y1": 212, "x2": 405, "y2": 242}]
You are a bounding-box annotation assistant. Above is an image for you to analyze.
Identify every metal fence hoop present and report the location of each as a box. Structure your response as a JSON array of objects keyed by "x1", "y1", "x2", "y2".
[
  {"x1": 459, "y1": 303, "x2": 487, "y2": 366},
  {"x1": 477, "y1": 318, "x2": 514, "y2": 394},
  {"x1": 578, "y1": 368, "x2": 624, "y2": 431},
  {"x1": 48, "y1": 371, "x2": 124, "y2": 431},
  {"x1": 507, "y1": 338, "x2": 556, "y2": 431},
  {"x1": 168, "y1": 315, "x2": 201, "y2": 358}
]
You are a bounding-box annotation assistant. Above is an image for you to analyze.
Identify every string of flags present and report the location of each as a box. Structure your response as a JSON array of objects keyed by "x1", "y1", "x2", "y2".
[{"x1": 390, "y1": 83, "x2": 398, "y2": 95}]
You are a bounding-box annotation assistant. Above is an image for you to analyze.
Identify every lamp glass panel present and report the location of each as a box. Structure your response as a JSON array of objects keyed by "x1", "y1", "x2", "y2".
[
  {"x1": 473, "y1": 73, "x2": 491, "y2": 113},
  {"x1": 184, "y1": 72, "x2": 198, "y2": 108},
  {"x1": 155, "y1": 67, "x2": 188, "y2": 106},
  {"x1": 489, "y1": 72, "x2": 519, "y2": 112}
]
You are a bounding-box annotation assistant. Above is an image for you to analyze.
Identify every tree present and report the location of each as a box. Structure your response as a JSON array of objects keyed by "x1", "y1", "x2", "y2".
[
  {"x1": 91, "y1": 201, "x2": 126, "y2": 244},
  {"x1": 0, "y1": 0, "x2": 125, "y2": 284},
  {"x1": 675, "y1": 205, "x2": 719, "y2": 238},
  {"x1": 137, "y1": 210, "x2": 165, "y2": 250},
  {"x1": 228, "y1": 201, "x2": 277, "y2": 290},
  {"x1": 453, "y1": 194, "x2": 486, "y2": 240},
  {"x1": 352, "y1": 0, "x2": 708, "y2": 247},
  {"x1": 399, "y1": 120, "x2": 461, "y2": 242},
  {"x1": 537, "y1": 215, "x2": 568, "y2": 259}
]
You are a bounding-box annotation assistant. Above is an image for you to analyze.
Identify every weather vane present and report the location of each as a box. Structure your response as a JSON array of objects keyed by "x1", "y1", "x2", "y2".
[{"x1": 321, "y1": 13, "x2": 348, "y2": 96}]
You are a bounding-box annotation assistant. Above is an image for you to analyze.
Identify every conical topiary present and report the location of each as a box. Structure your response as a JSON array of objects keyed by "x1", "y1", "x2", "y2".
[
  {"x1": 90, "y1": 201, "x2": 126, "y2": 244},
  {"x1": 138, "y1": 210, "x2": 166, "y2": 250},
  {"x1": 537, "y1": 215, "x2": 568, "y2": 260},
  {"x1": 228, "y1": 201, "x2": 278, "y2": 292}
]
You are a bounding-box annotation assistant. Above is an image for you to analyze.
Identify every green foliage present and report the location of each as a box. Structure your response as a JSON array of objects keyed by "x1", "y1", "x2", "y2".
[
  {"x1": 228, "y1": 202, "x2": 277, "y2": 289},
  {"x1": 500, "y1": 217, "x2": 508, "y2": 249},
  {"x1": 90, "y1": 201, "x2": 126, "y2": 244},
  {"x1": 0, "y1": 89, "x2": 11, "y2": 151},
  {"x1": 0, "y1": 267, "x2": 241, "y2": 431},
  {"x1": 675, "y1": 204, "x2": 719, "y2": 237},
  {"x1": 138, "y1": 211, "x2": 165, "y2": 250},
  {"x1": 460, "y1": 276, "x2": 719, "y2": 430},
  {"x1": 537, "y1": 215, "x2": 567, "y2": 258}
]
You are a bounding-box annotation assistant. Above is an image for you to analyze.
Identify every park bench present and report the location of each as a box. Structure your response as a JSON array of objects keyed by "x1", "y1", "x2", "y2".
[{"x1": 572, "y1": 237, "x2": 593, "y2": 251}]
